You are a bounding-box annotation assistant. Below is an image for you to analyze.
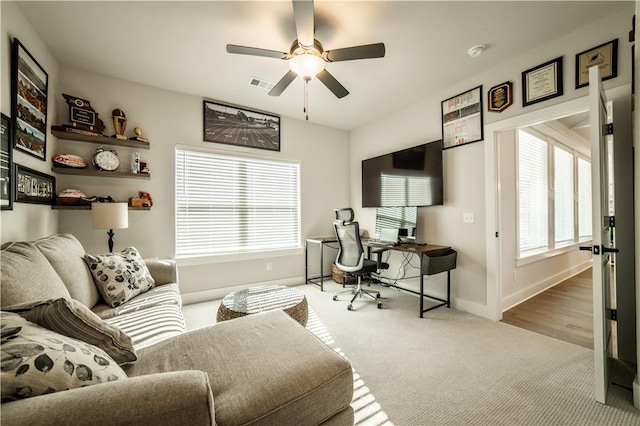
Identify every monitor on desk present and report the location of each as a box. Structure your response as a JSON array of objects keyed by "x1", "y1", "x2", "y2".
[{"x1": 375, "y1": 206, "x2": 417, "y2": 239}]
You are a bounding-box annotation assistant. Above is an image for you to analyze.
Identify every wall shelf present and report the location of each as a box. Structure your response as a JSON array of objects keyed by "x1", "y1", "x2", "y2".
[
  {"x1": 52, "y1": 167, "x2": 150, "y2": 180},
  {"x1": 52, "y1": 128, "x2": 150, "y2": 149},
  {"x1": 52, "y1": 204, "x2": 151, "y2": 211}
]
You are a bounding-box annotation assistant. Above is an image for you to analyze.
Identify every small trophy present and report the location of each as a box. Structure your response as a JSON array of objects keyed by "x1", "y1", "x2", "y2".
[
  {"x1": 129, "y1": 126, "x2": 148, "y2": 143},
  {"x1": 112, "y1": 109, "x2": 127, "y2": 140}
]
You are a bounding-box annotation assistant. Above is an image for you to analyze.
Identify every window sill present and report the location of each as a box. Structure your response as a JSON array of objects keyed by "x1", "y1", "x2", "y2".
[
  {"x1": 517, "y1": 240, "x2": 592, "y2": 267},
  {"x1": 176, "y1": 247, "x2": 304, "y2": 266}
]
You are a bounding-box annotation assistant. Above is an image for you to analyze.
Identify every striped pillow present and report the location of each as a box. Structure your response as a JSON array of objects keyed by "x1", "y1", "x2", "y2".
[{"x1": 4, "y1": 298, "x2": 137, "y2": 365}]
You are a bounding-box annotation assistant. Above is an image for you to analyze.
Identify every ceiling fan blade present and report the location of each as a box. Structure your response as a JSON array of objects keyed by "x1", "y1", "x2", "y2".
[
  {"x1": 292, "y1": 0, "x2": 314, "y2": 49},
  {"x1": 317, "y1": 69, "x2": 349, "y2": 99},
  {"x1": 269, "y1": 70, "x2": 298, "y2": 96},
  {"x1": 226, "y1": 44, "x2": 289, "y2": 60},
  {"x1": 324, "y1": 43, "x2": 386, "y2": 62}
]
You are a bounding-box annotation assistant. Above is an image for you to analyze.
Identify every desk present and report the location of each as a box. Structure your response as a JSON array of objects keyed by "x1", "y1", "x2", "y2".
[
  {"x1": 305, "y1": 237, "x2": 339, "y2": 291},
  {"x1": 305, "y1": 237, "x2": 454, "y2": 317}
]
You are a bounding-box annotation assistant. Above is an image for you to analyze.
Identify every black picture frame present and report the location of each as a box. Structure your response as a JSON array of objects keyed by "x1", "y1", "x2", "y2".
[
  {"x1": 575, "y1": 39, "x2": 618, "y2": 89},
  {"x1": 522, "y1": 57, "x2": 563, "y2": 107},
  {"x1": 1, "y1": 113, "x2": 13, "y2": 210},
  {"x1": 441, "y1": 85, "x2": 484, "y2": 150},
  {"x1": 14, "y1": 164, "x2": 55, "y2": 205},
  {"x1": 203, "y1": 100, "x2": 280, "y2": 152},
  {"x1": 11, "y1": 38, "x2": 49, "y2": 161}
]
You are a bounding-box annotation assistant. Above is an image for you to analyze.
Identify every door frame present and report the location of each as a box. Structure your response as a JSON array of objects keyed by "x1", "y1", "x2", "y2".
[{"x1": 484, "y1": 85, "x2": 630, "y2": 322}]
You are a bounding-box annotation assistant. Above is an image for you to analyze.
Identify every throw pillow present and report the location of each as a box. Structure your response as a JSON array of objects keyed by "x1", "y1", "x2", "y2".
[
  {"x1": 84, "y1": 247, "x2": 155, "y2": 308},
  {"x1": 0, "y1": 312, "x2": 127, "y2": 402},
  {"x1": 5, "y1": 299, "x2": 137, "y2": 365}
]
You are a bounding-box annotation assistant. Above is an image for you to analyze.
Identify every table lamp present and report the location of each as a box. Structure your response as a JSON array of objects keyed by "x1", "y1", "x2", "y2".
[{"x1": 92, "y1": 202, "x2": 128, "y2": 252}]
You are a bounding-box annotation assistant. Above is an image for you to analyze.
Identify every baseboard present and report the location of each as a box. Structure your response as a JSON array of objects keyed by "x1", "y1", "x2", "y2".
[
  {"x1": 182, "y1": 276, "x2": 305, "y2": 305},
  {"x1": 634, "y1": 375, "x2": 640, "y2": 409},
  {"x1": 501, "y1": 260, "x2": 592, "y2": 312}
]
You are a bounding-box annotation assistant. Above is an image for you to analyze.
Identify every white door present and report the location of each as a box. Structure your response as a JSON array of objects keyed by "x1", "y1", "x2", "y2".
[{"x1": 589, "y1": 65, "x2": 616, "y2": 404}]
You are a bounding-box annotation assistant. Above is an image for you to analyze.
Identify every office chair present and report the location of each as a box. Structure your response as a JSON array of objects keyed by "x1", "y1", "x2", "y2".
[{"x1": 332, "y1": 208, "x2": 389, "y2": 310}]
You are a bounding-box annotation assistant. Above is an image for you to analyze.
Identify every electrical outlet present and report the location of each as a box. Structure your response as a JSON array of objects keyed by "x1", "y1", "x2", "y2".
[
  {"x1": 266, "y1": 262, "x2": 272, "y2": 271},
  {"x1": 463, "y1": 212, "x2": 475, "y2": 224}
]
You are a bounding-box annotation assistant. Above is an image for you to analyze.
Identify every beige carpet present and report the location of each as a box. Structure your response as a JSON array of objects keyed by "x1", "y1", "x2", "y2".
[{"x1": 183, "y1": 280, "x2": 640, "y2": 425}]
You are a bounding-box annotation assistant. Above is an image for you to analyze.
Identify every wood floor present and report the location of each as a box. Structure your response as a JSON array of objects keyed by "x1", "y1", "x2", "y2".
[{"x1": 501, "y1": 268, "x2": 594, "y2": 349}]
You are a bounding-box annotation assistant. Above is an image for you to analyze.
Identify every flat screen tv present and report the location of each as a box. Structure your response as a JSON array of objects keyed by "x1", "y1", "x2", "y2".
[{"x1": 362, "y1": 140, "x2": 443, "y2": 208}]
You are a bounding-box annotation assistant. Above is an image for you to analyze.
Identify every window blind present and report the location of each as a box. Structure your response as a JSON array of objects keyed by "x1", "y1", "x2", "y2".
[
  {"x1": 380, "y1": 174, "x2": 431, "y2": 207},
  {"x1": 577, "y1": 157, "x2": 592, "y2": 239},
  {"x1": 554, "y1": 146, "x2": 574, "y2": 245},
  {"x1": 518, "y1": 130, "x2": 548, "y2": 256},
  {"x1": 175, "y1": 148, "x2": 300, "y2": 257}
]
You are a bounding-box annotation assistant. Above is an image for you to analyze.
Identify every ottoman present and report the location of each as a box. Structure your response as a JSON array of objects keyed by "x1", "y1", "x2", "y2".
[{"x1": 217, "y1": 285, "x2": 309, "y2": 326}]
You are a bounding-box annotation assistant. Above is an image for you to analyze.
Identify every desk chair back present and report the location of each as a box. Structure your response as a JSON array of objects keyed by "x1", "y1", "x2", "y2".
[{"x1": 334, "y1": 208, "x2": 365, "y2": 273}]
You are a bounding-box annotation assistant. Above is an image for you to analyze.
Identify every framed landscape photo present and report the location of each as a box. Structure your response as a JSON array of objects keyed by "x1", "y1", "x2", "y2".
[
  {"x1": 14, "y1": 164, "x2": 55, "y2": 205},
  {"x1": 441, "y1": 85, "x2": 483, "y2": 150},
  {"x1": 575, "y1": 39, "x2": 618, "y2": 89},
  {"x1": 522, "y1": 57, "x2": 563, "y2": 107},
  {"x1": 11, "y1": 38, "x2": 48, "y2": 161},
  {"x1": 203, "y1": 100, "x2": 280, "y2": 152},
  {"x1": 1, "y1": 114, "x2": 13, "y2": 210}
]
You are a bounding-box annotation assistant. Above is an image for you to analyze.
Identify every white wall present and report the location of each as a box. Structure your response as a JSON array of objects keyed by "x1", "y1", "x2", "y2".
[
  {"x1": 1, "y1": 1, "x2": 60, "y2": 242},
  {"x1": 51, "y1": 67, "x2": 350, "y2": 299},
  {"x1": 350, "y1": 4, "x2": 634, "y2": 318}
]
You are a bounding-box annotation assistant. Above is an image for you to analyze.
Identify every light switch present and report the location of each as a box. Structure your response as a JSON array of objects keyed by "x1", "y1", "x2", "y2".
[{"x1": 463, "y1": 212, "x2": 475, "y2": 224}]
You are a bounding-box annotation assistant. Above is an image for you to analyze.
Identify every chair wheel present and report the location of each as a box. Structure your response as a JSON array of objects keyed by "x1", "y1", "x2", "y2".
[
  {"x1": 333, "y1": 295, "x2": 338, "y2": 301},
  {"x1": 347, "y1": 304, "x2": 353, "y2": 311},
  {"x1": 377, "y1": 302, "x2": 383, "y2": 309},
  {"x1": 376, "y1": 293, "x2": 381, "y2": 298}
]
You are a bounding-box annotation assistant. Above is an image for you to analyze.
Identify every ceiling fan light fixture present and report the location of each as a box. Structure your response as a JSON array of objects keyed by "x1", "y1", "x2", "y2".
[{"x1": 289, "y1": 53, "x2": 325, "y2": 80}]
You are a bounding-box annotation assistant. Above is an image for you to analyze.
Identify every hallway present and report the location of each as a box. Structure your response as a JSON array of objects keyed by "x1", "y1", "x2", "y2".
[{"x1": 501, "y1": 268, "x2": 593, "y2": 349}]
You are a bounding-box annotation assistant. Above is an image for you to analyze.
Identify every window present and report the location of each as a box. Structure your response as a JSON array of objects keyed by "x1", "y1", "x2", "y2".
[
  {"x1": 518, "y1": 131, "x2": 548, "y2": 256},
  {"x1": 175, "y1": 148, "x2": 300, "y2": 257},
  {"x1": 517, "y1": 129, "x2": 591, "y2": 259}
]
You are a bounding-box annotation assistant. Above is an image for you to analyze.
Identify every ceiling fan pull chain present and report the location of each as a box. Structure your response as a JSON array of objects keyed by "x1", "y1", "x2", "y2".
[{"x1": 304, "y1": 79, "x2": 309, "y2": 121}]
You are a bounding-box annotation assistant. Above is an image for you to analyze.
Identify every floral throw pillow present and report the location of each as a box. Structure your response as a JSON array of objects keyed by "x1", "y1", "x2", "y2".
[
  {"x1": 84, "y1": 247, "x2": 156, "y2": 308},
  {"x1": 1, "y1": 312, "x2": 127, "y2": 402}
]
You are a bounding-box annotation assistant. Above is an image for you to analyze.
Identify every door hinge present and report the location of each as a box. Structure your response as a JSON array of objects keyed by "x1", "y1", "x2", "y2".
[
  {"x1": 607, "y1": 308, "x2": 617, "y2": 321},
  {"x1": 606, "y1": 123, "x2": 613, "y2": 135},
  {"x1": 495, "y1": 232, "x2": 499, "y2": 238}
]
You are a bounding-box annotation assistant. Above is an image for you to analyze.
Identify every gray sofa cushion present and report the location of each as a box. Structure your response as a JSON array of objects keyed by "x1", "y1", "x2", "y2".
[
  {"x1": 34, "y1": 234, "x2": 99, "y2": 308},
  {"x1": 92, "y1": 283, "x2": 182, "y2": 320},
  {"x1": 0, "y1": 242, "x2": 71, "y2": 307},
  {"x1": 5, "y1": 298, "x2": 137, "y2": 365},
  {"x1": 105, "y1": 303, "x2": 186, "y2": 350},
  {"x1": 125, "y1": 310, "x2": 354, "y2": 425}
]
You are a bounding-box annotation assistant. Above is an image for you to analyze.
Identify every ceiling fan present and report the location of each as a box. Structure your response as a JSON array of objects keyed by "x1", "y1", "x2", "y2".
[{"x1": 226, "y1": 0, "x2": 385, "y2": 117}]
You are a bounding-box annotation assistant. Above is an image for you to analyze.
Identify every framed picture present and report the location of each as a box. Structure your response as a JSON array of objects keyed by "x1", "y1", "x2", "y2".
[
  {"x1": 522, "y1": 57, "x2": 563, "y2": 107},
  {"x1": 1, "y1": 114, "x2": 13, "y2": 210},
  {"x1": 575, "y1": 39, "x2": 618, "y2": 89},
  {"x1": 203, "y1": 100, "x2": 280, "y2": 152},
  {"x1": 441, "y1": 85, "x2": 483, "y2": 150},
  {"x1": 11, "y1": 38, "x2": 48, "y2": 161},
  {"x1": 14, "y1": 164, "x2": 55, "y2": 205}
]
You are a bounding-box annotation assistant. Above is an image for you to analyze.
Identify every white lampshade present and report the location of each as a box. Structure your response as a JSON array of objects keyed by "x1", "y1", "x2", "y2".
[
  {"x1": 92, "y1": 202, "x2": 129, "y2": 230},
  {"x1": 289, "y1": 53, "x2": 325, "y2": 80}
]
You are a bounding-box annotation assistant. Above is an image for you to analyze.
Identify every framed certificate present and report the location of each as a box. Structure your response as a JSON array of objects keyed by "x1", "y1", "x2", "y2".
[
  {"x1": 441, "y1": 85, "x2": 483, "y2": 150},
  {"x1": 575, "y1": 39, "x2": 618, "y2": 89},
  {"x1": 522, "y1": 57, "x2": 563, "y2": 107}
]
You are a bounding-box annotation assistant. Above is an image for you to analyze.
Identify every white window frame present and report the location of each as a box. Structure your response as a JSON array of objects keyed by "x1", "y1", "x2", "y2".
[
  {"x1": 175, "y1": 145, "x2": 301, "y2": 261},
  {"x1": 516, "y1": 128, "x2": 592, "y2": 264}
]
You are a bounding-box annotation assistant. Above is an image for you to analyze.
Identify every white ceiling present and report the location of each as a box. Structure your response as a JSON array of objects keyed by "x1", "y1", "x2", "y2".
[{"x1": 16, "y1": 1, "x2": 622, "y2": 131}]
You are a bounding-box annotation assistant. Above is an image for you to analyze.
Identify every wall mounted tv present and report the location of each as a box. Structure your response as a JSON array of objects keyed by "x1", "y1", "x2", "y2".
[{"x1": 362, "y1": 140, "x2": 443, "y2": 208}]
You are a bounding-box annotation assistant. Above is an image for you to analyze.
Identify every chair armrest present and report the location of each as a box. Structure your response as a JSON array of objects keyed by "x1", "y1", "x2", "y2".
[
  {"x1": 370, "y1": 248, "x2": 390, "y2": 270},
  {"x1": 145, "y1": 259, "x2": 178, "y2": 286},
  {"x1": 1, "y1": 371, "x2": 213, "y2": 426}
]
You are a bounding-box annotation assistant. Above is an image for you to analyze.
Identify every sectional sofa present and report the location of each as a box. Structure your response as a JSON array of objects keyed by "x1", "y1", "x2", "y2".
[{"x1": 0, "y1": 234, "x2": 354, "y2": 425}]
